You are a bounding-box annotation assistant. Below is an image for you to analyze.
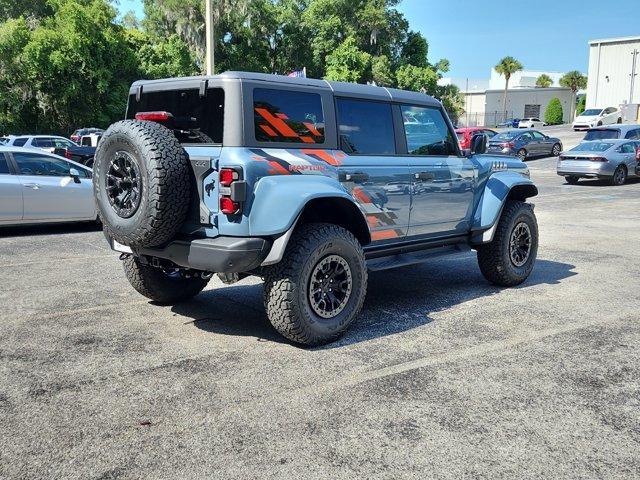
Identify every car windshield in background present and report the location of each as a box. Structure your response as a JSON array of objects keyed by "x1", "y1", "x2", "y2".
[
  {"x1": 492, "y1": 132, "x2": 519, "y2": 141},
  {"x1": 571, "y1": 142, "x2": 614, "y2": 152},
  {"x1": 0, "y1": 137, "x2": 8, "y2": 145},
  {"x1": 584, "y1": 129, "x2": 619, "y2": 140},
  {"x1": 581, "y1": 109, "x2": 602, "y2": 116}
]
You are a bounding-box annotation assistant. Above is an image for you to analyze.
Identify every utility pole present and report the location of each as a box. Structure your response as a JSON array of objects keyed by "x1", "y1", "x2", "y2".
[
  {"x1": 205, "y1": 0, "x2": 214, "y2": 75},
  {"x1": 630, "y1": 48, "x2": 639, "y2": 104}
]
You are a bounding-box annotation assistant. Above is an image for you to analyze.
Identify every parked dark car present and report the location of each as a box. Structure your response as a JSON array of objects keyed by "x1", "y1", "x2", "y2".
[
  {"x1": 497, "y1": 118, "x2": 521, "y2": 128},
  {"x1": 54, "y1": 145, "x2": 97, "y2": 167},
  {"x1": 487, "y1": 129, "x2": 562, "y2": 160}
]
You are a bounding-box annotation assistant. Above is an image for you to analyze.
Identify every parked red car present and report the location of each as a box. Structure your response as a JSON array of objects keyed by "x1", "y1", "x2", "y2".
[{"x1": 455, "y1": 127, "x2": 498, "y2": 150}]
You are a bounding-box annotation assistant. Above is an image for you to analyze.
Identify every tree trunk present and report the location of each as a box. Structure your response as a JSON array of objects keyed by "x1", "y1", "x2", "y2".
[{"x1": 502, "y1": 76, "x2": 510, "y2": 121}]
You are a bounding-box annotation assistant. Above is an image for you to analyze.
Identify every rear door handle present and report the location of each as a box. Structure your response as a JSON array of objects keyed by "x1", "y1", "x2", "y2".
[
  {"x1": 415, "y1": 172, "x2": 434, "y2": 181},
  {"x1": 339, "y1": 171, "x2": 369, "y2": 183},
  {"x1": 23, "y1": 183, "x2": 40, "y2": 189}
]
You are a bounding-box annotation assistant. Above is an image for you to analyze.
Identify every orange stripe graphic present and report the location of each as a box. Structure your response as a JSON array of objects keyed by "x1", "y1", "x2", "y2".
[
  {"x1": 300, "y1": 136, "x2": 315, "y2": 143},
  {"x1": 303, "y1": 122, "x2": 322, "y2": 137},
  {"x1": 255, "y1": 108, "x2": 298, "y2": 138},
  {"x1": 371, "y1": 229, "x2": 400, "y2": 240},
  {"x1": 301, "y1": 149, "x2": 340, "y2": 166},
  {"x1": 259, "y1": 124, "x2": 278, "y2": 137}
]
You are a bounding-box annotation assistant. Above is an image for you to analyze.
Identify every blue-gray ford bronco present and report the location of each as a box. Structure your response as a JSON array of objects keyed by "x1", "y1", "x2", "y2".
[{"x1": 94, "y1": 71, "x2": 539, "y2": 346}]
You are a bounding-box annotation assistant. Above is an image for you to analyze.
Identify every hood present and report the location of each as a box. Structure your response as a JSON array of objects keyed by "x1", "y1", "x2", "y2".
[{"x1": 574, "y1": 114, "x2": 598, "y2": 122}]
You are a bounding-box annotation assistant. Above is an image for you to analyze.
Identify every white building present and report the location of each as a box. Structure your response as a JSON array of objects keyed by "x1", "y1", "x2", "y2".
[
  {"x1": 489, "y1": 69, "x2": 566, "y2": 90},
  {"x1": 586, "y1": 36, "x2": 640, "y2": 109}
]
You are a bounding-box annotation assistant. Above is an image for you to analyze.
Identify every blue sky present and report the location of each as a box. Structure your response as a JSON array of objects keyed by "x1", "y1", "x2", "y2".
[{"x1": 114, "y1": 0, "x2": 640, "y2": 78}]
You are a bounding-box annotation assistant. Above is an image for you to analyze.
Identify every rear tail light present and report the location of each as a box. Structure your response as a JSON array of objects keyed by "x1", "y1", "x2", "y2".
[
  {"x1": 500, "y1": 142, "x2": 514, "y2": 148},
  {"x1": 135, "y1": 111, "x2": 173, "y2": 122},
  {"x1": 219, "y1": 168, "x2": 239, "y2": 187},
  {"x1": 218, "y1": 167, "x2": 245, "y2": 215},
  {"x1": 64, "y1": 149, "x2": 72, "y2": 160},
  {"x1": 590, "y1": 157, "x2": 608, "y2": 162},
  {"x1": 220, "y1": 196, "x2": 240, "y2": 215}
]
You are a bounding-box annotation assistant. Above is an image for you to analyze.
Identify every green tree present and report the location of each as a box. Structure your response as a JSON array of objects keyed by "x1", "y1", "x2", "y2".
[
  {"x1": 371, "y1": 55, "x2": 394, "y2": 86},
  {"x1": 544, "y1": 97, "x2": 563, "y2": 125},
  {"x1": 395, "y1": 64, "x2": 438, "y2": 94},
  {"x1": 324, "y1": 36, "x2": 371, "y2": 83},
  {"x1": 560, "y1": 70, "x2": 587, "y2": 121},
  {"x1": 495, "y1": 56, "x2": 523, "y2": 117},
  {"x1": 399, "y1": 30, "x2": 427, "y2": 67},
  {"x1": 536, "y1": 73, "x2": 553, "y2": 88},
  {"x1": 437, "y1": 84, "x2": 465, "y2": 124},
  {"x1": 576, "y1": 95, "x2": 586, "y2": 116},
  {"x1": 127, "y1": 30, "x2": 198, "y2": 78}
]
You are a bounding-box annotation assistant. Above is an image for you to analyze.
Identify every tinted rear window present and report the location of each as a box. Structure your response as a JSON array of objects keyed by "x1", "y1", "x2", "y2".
[
  {"x1": 253, "y1": 88, "x2": 325, "y2": 144},
  {"x1": 127, "y1": 88, "x2": 224, "y2": 144},
  {"x1": 584, "y1": 129, "x2": 619, "y2": 140},
  {"x1": 571, "y1": 142, "x2": 614, "y2": 152},
  {"x1": 336, "y1": 99, "x2": 395, "y2": 154}
]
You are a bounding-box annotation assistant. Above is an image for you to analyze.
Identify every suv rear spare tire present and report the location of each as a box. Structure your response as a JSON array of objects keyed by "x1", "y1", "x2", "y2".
[{"x1": 93, "y1": 120, "x2": 191, "y2": 248}]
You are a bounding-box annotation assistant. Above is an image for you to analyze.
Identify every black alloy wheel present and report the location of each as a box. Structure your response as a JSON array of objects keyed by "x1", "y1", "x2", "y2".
[
  {"x1": 106, "y1": 151, "x2": 142, "y2": 218},
  {"x1": 308, "y1": 254, "x2": 353, "y2": 319}
]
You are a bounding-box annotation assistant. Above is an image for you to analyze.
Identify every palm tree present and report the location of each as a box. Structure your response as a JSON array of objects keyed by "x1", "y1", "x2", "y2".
[
  {"x1": 495, "y1": 56, "x2": 523, "y2": 120},
  {"x1": 536, "y1": 74, "x2": 553, "y2": 88},
  {"x1": 560, "y1": 71, "x2": 588, "y2": 122}
]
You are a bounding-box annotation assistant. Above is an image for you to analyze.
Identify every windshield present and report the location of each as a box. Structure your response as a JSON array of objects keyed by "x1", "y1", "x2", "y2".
[
  {"x1": 584, "y1": 129, "x2": 619, "y2": 140},
  {"x1": 456, "y1": 132, "x2": 465, "y2": 141},
  {"x1": 581, "y1": 109, "x2": 602, "y2": 116},
  {"x1": 492, "y1": 132, "x2": 519, "y2": 141},
  {"x1": 571, "y1": 142, "x2": 614, "y2": 152}
]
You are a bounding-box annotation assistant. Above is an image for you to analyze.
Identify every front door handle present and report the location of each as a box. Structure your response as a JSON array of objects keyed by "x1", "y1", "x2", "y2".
[
  {"x1": 339, "y1": 171, "x2": 369, "y2": 183},
  {"x1": 415, "y1": 172, "x2": 434, "y2": 181},
  {"x1": 23, "y1": 183, "x2": 40, "y2": 189}
]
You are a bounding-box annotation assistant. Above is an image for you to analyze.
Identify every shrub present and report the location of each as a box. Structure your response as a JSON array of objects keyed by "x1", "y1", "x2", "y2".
[
  {"x1": 576, "y1": 95, "x2": 586, "y2": 115},
  {"x1": 545, "y1": 98, "x2": 564, "y2": 125}
]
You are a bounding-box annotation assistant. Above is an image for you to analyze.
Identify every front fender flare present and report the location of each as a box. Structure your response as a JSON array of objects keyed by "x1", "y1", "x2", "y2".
[
  {"x1": 248, "y1": 175, "x2": 361, "y2": 236},
  {"x1": 471, "y1": 171, "x2": 538, "y2": 244}
]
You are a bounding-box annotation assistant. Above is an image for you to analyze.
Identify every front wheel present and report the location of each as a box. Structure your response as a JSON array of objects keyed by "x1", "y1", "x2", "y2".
[
  {"x1": 263, "y1": 223, "x2": 367, "y2": 346},
  {"x1": 477, "y1": 201, "x2": 538, "y2": 287},
  {"x1": 123, "y1": 255, "x2": 209, "y2": 304},
  {"x1": 551, "y1": 143, "x2": 561, "y2": 156}
]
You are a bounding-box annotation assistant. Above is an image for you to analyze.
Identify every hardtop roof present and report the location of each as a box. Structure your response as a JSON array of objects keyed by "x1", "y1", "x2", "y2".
[{"x1": 130, "y1": 71, "x2": 442, "y2": 108}]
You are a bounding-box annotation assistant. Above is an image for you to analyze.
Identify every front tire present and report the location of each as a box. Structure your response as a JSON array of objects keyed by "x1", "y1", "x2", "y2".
[
  {"x1": 263, "y1": 223, "x2": 367, "y2": 346},
  {"x1": 123, "y1": 256, "x2": 209, "y2": 304},
  {"x1": 551, "y1": 143, "x2": 561, "y2": 156},
  {"x1": 477, "y1": 201, "x2": 538, "y2": 287}
]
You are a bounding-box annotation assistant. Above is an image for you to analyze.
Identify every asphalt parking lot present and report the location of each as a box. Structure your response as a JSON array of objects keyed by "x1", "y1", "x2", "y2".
[{"x1": 1, "y1": 125, "x2": 639, "y2": 479}]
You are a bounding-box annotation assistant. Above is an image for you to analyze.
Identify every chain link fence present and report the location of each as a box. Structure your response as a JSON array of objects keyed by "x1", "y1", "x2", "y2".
[{"x1": 457, "y1": 111, "x2": 515, "y2": 128}]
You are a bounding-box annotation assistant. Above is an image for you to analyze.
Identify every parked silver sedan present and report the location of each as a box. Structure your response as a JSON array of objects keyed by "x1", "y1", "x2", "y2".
[
  {"x1": 557, "y1": 140, "x2": 640, "y2": 185},
  {"x1": 0, "y1": 147, "x2": 96, "y2": 226}
]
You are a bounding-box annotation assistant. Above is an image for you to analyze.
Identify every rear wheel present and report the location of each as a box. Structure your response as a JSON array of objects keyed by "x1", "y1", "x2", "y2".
[
  {"x1": 565, "y1": 176, "x2": 580, "y2": 185},
  {"x1": 611, "y1": 165, "x2": 627, "y2": 186},
  {"x1": 517, "y1": 148, "x2": 527, "y2": 160},
  {"x1": 477, "y1": 201, "x2": 538, "y2": 287},
  {"x1": 263, "y1": 223, "x2": 367, "y2": 346},
  {"x1": 122, "y1": 255, "x2": 209, "y2": 304}
]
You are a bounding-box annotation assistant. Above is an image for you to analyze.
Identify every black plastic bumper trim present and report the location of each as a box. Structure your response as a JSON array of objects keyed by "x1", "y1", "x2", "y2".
[{"x1": 135, "y1": 236, "x2": 271, "y2": 273}]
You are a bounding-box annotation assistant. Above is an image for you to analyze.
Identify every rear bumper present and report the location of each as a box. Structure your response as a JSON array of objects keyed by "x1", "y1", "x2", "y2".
[{"x1": 110, "y1": 236, "x2": 271, "y2": 273}]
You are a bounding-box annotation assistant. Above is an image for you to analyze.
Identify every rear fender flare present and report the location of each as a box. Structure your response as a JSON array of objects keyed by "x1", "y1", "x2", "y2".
[{"x1": 471, "y1": 171, "x2": 538, "y2": 244}]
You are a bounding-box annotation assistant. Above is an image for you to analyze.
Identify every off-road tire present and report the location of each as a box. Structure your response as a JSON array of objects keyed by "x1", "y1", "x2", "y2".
[
  {"x1": 477, "y1": 201, "x2": 538, "y2": 287},
  {"x1": 565, "y1": 176, "x2": 580, "y2": 185},
  {"x1": 263, "y1": 223, "x2": 367, "y2": 346},
  {"x1": 93, "y1": 120, "x2": 191, "y2": 248},
  {"x1": 122, "y1": 256, "x2": 208, "y2": 304}
]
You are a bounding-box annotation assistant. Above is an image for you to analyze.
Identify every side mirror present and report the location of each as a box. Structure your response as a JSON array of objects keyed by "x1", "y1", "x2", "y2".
[
  {"x1": 69, "y1": 168, "x2": 81, "y2": 183},
  {"x1": 470, "y1": 133, "x2": 487, "y2": 155}
]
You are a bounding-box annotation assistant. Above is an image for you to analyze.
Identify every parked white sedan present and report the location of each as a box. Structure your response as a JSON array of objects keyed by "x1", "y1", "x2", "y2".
[
  {"x1": 573, "y1": 107, "x2": 622, "y2": 130},
  {"x1": 0, "y1": 147, "x2": 96, "y2": 226},
  {"x1": 519, "y1": 117, "x2": 546, "y2": 129},
  {"x1": 0, "y1": 135, "x2": 78, "y2": 153}
]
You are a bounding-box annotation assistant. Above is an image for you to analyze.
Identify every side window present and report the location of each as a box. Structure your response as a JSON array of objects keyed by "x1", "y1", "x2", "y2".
[
  {"x1": 336, "y1": 99, "x2": 395, "y2": 154},
  {"x1": 484, "y1": 130, "x2": 497, "y2": 138},
  {"x1": 0, "y1": 155, "x2": 10, "y2": 174},
  {"x1": 620, "y1": 143, "x2": 635, "y2": 154},
  {"x1": 32, "y1": 138, "x2": 54, "y2": 148},
  {"x1": 13, "y1": 152, "x2": 74, "y2": 177},
  {"x1": 625, "y1": 129, "x2": 640, "y2": 139},
  {"x1": 531, "y1": 131, "x2": 545, "y2": 139},
  {"x1": 400, "y1": 105, "x2": 457, "y2": 156},
  {"x1": 253, "y1": 88, "x2": 325, "y2": 144},
  {"x1": 520, "y1": 133, "x2": 533, "y2": 141},
  {"x1": 13, "y1": 137, "x2": 28, "y2": 147},
  {"x1": 53, "y1": 138, "x2": 74, "y2": 148}
]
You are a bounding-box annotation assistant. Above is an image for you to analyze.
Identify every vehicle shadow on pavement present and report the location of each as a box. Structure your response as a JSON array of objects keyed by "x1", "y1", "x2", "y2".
[
  {"x1": 171, "y1": 254, "x2": 577, "y2": 348},
  {"x1": 0, "y1": 222, "x2": 101, "y2": 238}
]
